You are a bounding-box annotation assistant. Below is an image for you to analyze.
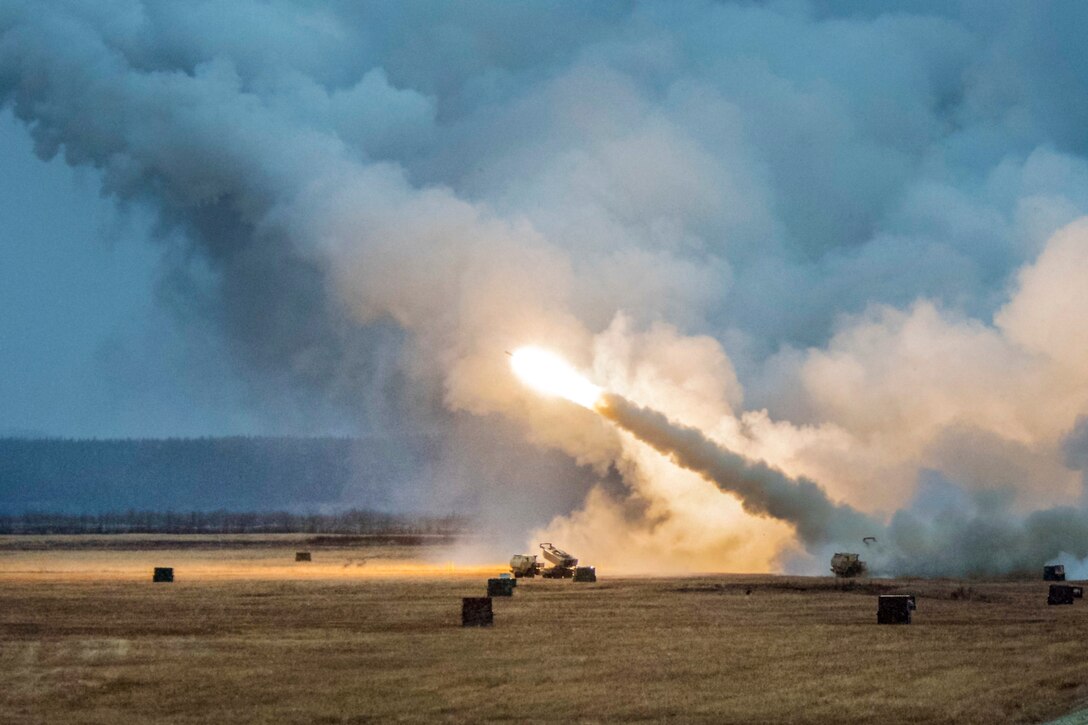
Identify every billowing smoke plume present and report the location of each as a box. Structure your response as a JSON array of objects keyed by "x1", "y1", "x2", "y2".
[
  {"x1": 597, "y1": 392, "x2": 877, "y2": 546},
  {"x1": 595, "y1": 391, "x2": 1088, "y2": 577},
  {"x1": 6, "y1": 2, "x2": 1088, "y2": 574}
]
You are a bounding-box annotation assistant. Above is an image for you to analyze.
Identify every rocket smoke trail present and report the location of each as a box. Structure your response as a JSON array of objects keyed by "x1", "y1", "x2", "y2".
[
  {"x1": 594, "y1": 388, "x2": 1088, "y2": 576},
  {"x1": 595, "y1": 392, "x2": 879, "y2": 548}
]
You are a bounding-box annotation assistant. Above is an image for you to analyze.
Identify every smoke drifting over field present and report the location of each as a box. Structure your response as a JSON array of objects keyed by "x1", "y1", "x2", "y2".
[{"x1": 6, "y1": 2, "x2": 1088, "y2": 574}]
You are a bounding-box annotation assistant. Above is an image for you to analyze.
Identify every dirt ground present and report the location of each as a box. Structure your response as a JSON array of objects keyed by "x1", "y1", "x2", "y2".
[{"x1": 2, "y1": 537, "x2": 1087, "y2": 724}]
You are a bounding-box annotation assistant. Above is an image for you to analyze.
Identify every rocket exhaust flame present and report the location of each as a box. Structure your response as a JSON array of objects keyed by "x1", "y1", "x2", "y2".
[
  {"x1": 510, "y1": 348, "x2": 877, "y2": 547},
  {"x1": 509, "y1": 347, "x2": 602, "y2": 409}
]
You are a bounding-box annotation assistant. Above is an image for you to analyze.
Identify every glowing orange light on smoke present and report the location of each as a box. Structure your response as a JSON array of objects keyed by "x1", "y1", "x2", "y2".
[{"x1": 509, "y1": 346, "x2": 602, "y2": 409}]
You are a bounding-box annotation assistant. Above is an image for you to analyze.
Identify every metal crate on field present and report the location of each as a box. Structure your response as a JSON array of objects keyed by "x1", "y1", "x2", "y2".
[
  {"x1": 877, "y1": 594, "x2": 914, "y2": 624},
  {"x1": 462, "y1": 597, "x2": 493, "y2": 626},
  {"x1": 1044, "y1": 565, "x2": 1066, "y2": 582},
  {"x1": 1048, "y1": 585, "x2": 1076, "y2": 605},
  {"x1": 487, "y1": 578, "x2": 515, "y2": 597}
]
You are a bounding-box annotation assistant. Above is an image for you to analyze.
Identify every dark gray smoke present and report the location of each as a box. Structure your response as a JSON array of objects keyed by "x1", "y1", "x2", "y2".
[
  {"x1": 879, "y1": 502, "x2": 1088, "y2": 578},
  {"x1": 6, "y1": 2, "x2": 1088, "y2": 572}
]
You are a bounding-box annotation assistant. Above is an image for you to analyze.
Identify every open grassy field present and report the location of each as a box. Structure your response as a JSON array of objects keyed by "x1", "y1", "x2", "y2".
[{"x1": 3, "y1": 537, "x2": 1088, "y2": 724}]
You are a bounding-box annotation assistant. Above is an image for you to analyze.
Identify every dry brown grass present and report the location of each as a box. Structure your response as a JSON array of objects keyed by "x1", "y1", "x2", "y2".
[{"x1": 2, "y1": 537, "x2": 1088, "y2": 724}]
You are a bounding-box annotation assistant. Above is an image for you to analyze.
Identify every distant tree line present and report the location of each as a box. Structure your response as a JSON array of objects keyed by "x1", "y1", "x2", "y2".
[
  {"x1": 0, "y1": 436, "x2": 442, "y2": 514},
  {"x1": 0, "y1": 509, "x2": 468, "y2": 535}
]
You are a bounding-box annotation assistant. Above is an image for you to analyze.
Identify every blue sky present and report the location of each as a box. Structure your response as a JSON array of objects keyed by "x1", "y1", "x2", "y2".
[
  {"x1": 0, "y1": 108, "x2": 256, "y2": 437},
  {"x1": 7, "y1": 2, "x2": 1088, "y2": 570}
]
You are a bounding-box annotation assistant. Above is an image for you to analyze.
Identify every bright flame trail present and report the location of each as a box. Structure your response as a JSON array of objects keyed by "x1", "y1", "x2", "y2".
[
  {"x1": 509, "y1": 346, "x2": 602, "y2": 409},
  {"x1": 511, "y1": 347, "x2": 878, "y2": 547}
]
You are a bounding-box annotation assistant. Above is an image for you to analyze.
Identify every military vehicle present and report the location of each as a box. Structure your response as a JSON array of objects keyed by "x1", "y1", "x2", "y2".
[
  {"x1": 830, "y1": 552, "x2": 867, "y2": 578},
  {"x1": 510, "y1": 542, "x2": 594, "y2": 580},
  {"x1": 509, "y1": 553, "x2": 541, "y2": 578}
]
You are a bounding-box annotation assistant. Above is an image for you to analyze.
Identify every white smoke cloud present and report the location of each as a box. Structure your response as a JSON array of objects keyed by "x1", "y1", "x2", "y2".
[{"x1": 5, "y1": 1, "x2": 1088, "y2": 573}]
